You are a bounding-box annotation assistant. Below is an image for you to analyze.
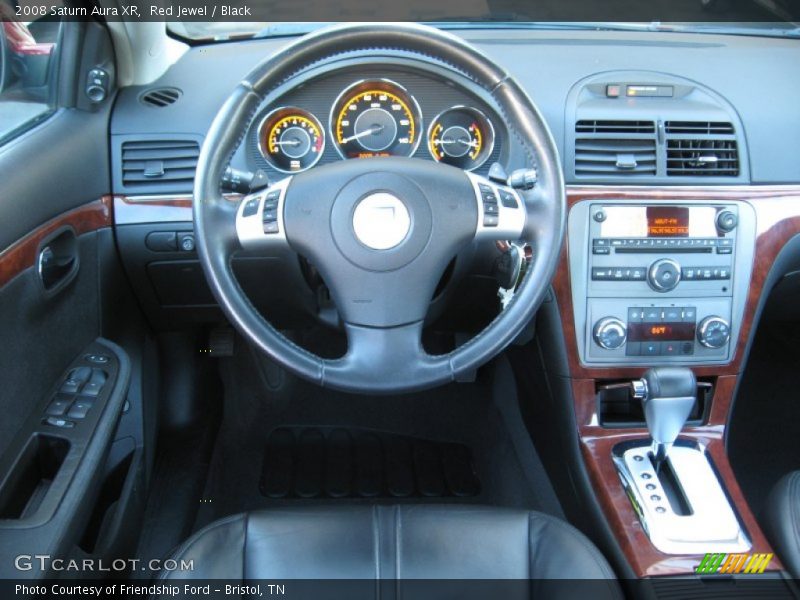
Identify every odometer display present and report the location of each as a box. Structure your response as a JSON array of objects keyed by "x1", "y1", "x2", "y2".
[
  {"x1": 332, "y1": 80, "x2": 421, "y2": 159},
  {"x1": 258, "y1": 107, "x2": 324, "y2": 172}
]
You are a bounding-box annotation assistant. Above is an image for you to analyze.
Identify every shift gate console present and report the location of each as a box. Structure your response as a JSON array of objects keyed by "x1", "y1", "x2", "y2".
[{"x1": 568, "y1": 199, "x2": 756, "y2": 366}]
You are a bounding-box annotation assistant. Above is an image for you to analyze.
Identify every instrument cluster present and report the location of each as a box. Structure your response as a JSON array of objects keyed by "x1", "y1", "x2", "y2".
[{"x1": 256, "y1": 78, "x2": 496, "y2": 174}]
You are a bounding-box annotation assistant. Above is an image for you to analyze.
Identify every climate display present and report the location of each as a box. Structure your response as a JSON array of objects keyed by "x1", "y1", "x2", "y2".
[{"x1": 628, "y1": 322, "x2": 696, "y2": 342}]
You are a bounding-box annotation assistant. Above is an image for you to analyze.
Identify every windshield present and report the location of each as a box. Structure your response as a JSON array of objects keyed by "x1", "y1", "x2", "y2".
[{"x1": 168, "y1": 5, "x2": 800, "y2": 42}]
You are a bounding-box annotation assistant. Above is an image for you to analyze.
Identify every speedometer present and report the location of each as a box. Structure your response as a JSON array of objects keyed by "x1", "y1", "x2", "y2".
[{"x1": 331, "y1": 80, "x2": 421, "y2": 159}]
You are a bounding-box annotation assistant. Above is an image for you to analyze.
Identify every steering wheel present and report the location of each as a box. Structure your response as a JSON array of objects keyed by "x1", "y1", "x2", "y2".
[{"x1": 194, "y1": 23, "x2": 565, "y2": 394}]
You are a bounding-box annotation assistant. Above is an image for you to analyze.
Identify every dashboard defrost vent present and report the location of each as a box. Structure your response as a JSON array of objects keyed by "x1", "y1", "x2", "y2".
[
  {"x1": 140, "y1": 87, "x2": 182, "y2": 108},
  {"x1": 665, "y1": 121, "x2": 738, "y2": 177},
  {"x1": 576, "y1": 120, "x2": 655, "y2": 134},
  {"x1": 121, "y1": 140, "x2": 199, "y2": 191}
]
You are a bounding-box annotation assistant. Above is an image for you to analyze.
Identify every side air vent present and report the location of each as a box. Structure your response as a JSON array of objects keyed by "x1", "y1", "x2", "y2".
[
  {"x1": 575, "y1": 138, "x2": 657, "y2": 176},
  {"x1": 576, "y1": 120, "x2": 655, "y2": 134},
  {"x1": 666, "y1": 139, "x2": 739, "y2": 177},
  {"x1": 665, "y1": 121, "x2": 734, "y2": 135},
  {"x1": 139, "y1": 87, "x2": 182, "y2": 108},
  {"x1": 121, "y1": 140, "x2": 199, "y2": 191}
]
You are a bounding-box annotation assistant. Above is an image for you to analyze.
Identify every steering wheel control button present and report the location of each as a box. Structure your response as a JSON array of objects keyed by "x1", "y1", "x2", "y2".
[
  {"x1": 242, "y1": 197, "x2": 260, "y2": 218},
  {"x1": 648, "y1": 258, "x2": 681, "y2": 292},
  {"x1": 352, "y1": 193, "x2": 411, "y2": 250}
]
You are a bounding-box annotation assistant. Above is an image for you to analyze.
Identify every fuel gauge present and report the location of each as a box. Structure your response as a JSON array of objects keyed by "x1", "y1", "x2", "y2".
[
  {"x1": 258, "y1": 107, "x2": 325, "y2": 173},
  {"x1": 427, "y1": 106, "x2": 494, "y2": 171}
]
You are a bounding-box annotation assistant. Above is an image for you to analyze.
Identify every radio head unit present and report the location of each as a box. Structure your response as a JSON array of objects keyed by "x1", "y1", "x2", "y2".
[{"x1": 567, "y1": 200, "x2": 756, "y2": 367}]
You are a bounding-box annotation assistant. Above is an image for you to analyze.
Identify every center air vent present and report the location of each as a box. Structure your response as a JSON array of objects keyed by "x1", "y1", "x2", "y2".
[
  {"x1": 665, "y1": 121, "x2": 739, "y2": 177},
  {"x1": 121, "y1": 140, "x2": 199, "y2": 192},
  {"x1": 140, "y1": 87, "x2": 182, "y2": 108},
  {"x1": 575, "y1": 120, "x2": 657, "y2": 177}
]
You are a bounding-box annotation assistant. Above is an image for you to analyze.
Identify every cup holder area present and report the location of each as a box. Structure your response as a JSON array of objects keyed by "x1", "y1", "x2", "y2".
[{"x1": 0, "y1": 435, "x2": 70, "y2": 520}]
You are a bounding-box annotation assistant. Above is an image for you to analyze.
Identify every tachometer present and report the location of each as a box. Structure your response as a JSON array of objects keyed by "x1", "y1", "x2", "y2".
[
  {"x1": 427, "y1": 106, "x2": 495, "y2": 171},
  {"x1": 331, "y1": 80, "x2": 421, "y2": 159},
  {"x1": 258, "y1": 107, "x2": 325, "y2": 172}
]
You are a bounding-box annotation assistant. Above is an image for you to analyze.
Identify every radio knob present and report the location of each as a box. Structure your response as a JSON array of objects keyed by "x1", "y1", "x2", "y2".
[
  {"x1": 648, "y1": 258, "x2": 682, "y2": 292},
  {"x1": 593, "y1": 317, "x2": 627, "y2": 350},
  {"x1": 697, "y1": 316, "x2": 731, "y2": 349},
  {"x1": 716, "y1": 210, "x2": 738, "y2": 233}
]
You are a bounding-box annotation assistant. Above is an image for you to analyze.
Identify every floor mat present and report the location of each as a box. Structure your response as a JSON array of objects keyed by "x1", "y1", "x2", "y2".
[{"x1": 260, "y1": 427, "x2": 481, "y2": 499}]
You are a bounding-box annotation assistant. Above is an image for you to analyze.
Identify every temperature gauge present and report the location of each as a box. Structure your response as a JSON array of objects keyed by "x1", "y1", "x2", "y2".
[
  {"x1": 427, "y1": 106, "x2": 494, "y2": 171},
  {"x1": 258, "y1": 107, "x2": 325, "y2": 172}
]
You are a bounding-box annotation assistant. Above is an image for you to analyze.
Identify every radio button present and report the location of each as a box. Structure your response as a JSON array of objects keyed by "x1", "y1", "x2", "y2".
[
  {"x1": 593, "y1": 238, "x2": 609, "y2": 246},
  {"x1": 630, "y1": 268, "x2": 646, "y2": 281},
  {"x1": 717, "y1": 247, "x2": 733, "y2": 255},
  {"x1": 648, "y1": 259, "x2": 682, "y2": 292},
  {"x1": 591, "y1": 268, "x2": 612, "y2": 280},
  {"x1": 592, "y1": 247, "x2": 610, "y2": 255},
  {"x1": 682, "y1": 268, "x2": 696, "y2": 280}
]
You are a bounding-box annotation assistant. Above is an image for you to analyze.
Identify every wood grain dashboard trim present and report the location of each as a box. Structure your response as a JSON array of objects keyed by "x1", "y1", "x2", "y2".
[
  {"x1": 114, "y1": 194, "x2": 241, "y2": 225},
  {"x1": 559, "y1": 185, "x2": 800, "y2": 577},
  {"x1": 0, "y1": 197, "x2": 113, "y2": 289}
]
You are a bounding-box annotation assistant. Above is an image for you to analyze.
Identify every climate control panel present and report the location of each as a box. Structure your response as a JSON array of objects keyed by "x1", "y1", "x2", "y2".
[{"x1": 568, "y1": 200, "x2": 756, "y2": 366}]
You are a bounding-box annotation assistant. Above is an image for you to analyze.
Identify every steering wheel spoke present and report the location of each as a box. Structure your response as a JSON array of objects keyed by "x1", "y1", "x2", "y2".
[
  {"x1": 236, "y1": 177, "x2": 292, "y2": 253},
  {"x1": 467, "y1": 172, "x2": 527, "y2": 243}
]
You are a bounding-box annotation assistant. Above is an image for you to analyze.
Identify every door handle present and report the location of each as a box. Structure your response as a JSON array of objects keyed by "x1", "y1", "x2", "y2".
[{"x1": 37, "y1": 228, "x2": 79, "y2": 293}]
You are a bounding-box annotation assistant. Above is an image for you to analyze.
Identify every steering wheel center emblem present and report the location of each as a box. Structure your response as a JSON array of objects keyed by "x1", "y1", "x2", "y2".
[{"x1": 352, "y1": 192, "x2": 411, "y2": 250}]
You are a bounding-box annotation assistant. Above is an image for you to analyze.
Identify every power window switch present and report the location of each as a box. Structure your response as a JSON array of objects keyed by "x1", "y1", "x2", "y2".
[
  {"x1": 46, "y1": 397, "x2": 73, "y2": 417},
  {"x1": 81, "y1": 369, "x2": 107, "y2": 397},
  {"x1": 61, "y1": 367, "x2": 92, "y2": 394},
  {"x1": 67, "y1": 400, "x2": 94, "y2": 420},
  {"x1": 44, "y1": 416, "x2": 75, "y2": 429}
]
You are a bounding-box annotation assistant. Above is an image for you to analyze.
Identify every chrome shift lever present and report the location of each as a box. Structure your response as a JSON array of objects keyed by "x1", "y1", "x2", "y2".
[{"x1": 632, "y1": 368, "x2": 697, "y2": 466}]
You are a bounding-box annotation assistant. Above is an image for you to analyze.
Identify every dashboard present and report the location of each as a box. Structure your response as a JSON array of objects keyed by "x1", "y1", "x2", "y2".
[{"x1": 109, "y1": 29, "x2": 800, "y2": 343}]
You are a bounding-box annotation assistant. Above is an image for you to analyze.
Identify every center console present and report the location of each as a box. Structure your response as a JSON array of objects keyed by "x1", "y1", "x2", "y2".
[{"x1": 568, "y1": 200, "x2": 756, "y2": 366}]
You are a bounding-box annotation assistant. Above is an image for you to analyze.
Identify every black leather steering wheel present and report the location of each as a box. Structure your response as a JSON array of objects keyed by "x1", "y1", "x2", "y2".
[{"x1": 194, "y1": 23, "x2": 565, "y2": 394}]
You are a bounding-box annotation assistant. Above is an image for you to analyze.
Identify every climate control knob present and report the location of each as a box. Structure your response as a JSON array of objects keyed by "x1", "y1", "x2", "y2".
[
  {"x1": 593, "y1": 317, "x2": 627, "y2": 350},
  {"x1": 697, "y1": 316, "x2": 731, "y2": 349},
  {"x1": 648, "y1": 258, "x2": 682, "y2": 292}
]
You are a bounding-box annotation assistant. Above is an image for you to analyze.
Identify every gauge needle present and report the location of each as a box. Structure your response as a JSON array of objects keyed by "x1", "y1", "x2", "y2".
[
  {"x1": 273, "y1": 139, "x2": 302, "y2": 147},
  {"x1": 342, "y1": 125, "x2": 385, "y2": 144},
  {"x1": 434, "y1": 138, "x2": 479, "y2": 148}
]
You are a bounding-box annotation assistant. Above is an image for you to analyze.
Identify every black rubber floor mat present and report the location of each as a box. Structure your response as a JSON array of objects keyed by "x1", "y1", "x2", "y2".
[{"x1": 259, "y1": 427, "x2": 481, "y2": 499}]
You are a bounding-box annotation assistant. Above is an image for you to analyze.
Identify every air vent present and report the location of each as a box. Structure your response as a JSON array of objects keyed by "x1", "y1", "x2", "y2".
[
  {"x1": 575, "y1": 138, "x2": 657, "y2": 176},
  {"x1": 666, "y1": 139, "x2": 739, "y2": 177},
  {"x1": 576, "y1": 120, "x2": 655, "y2": 134},
  {"x1": 140, "y1": 87, "x2": 182, "y2": 108},
  {"x1": 665, "y1": 121, "x2": 734, "y2": 135},
  {"x1": 121, "y1": 140, "x2": 199, "y2": 191}
]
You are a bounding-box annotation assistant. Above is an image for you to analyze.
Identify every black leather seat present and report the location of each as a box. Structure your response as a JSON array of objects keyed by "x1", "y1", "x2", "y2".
[
  {"x1": 763, "y1": 471, "x2": 800, "y2": 578},
  {"x1": 160, "y1": 505, "x2": 620, "y2": 598}
]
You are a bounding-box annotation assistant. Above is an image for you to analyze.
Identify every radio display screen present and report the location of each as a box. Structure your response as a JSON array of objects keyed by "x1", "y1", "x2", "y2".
[
  {"x1": 647, "y1": 206, "x2": 689, "y2": 237},
  {"x1": 599, "y1": 205, "x2": 717, "y2": 238},
  {"x1": 628, "y1": 322, "x2": 696, "y2": 342}
]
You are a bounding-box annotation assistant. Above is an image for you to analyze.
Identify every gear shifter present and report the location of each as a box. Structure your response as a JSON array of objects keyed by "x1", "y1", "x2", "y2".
[{"x1": 632, "y1": 367, "x2": 697, "y2": 466}]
